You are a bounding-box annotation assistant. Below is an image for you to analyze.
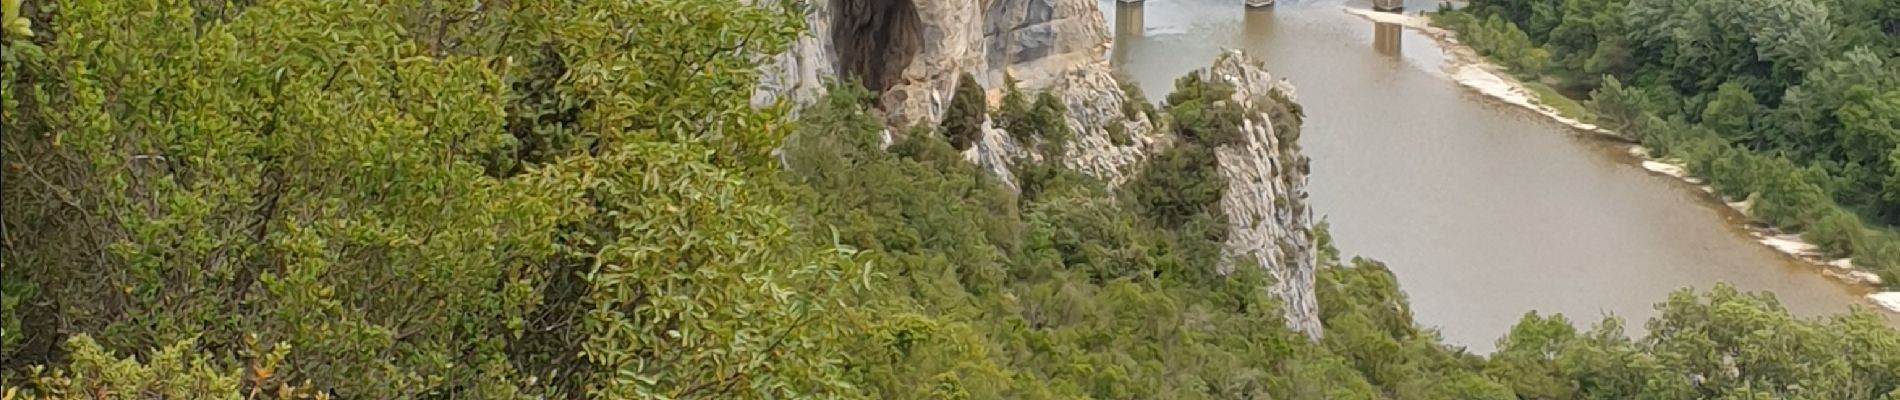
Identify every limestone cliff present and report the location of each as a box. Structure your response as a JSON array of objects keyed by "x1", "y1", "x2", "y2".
[
  {"x1": 752, "y1": 0, "x2": 835, "y2": 108},
  {"x1": 756, "y1": 1, "x2": 1320, "y2": 339},
  {"x1": 972, "y1": 50, "x2": 1322, "y2": 340},
  {"x1": 1207, "y1": 50, "x2": 1321, "y2": 340},
  {"x1": 755, "y1": 0, "x2": 1110, "y2": 126},
  {"x1": 960, "y1": 63, "x2": 1164, "y2": 190}
]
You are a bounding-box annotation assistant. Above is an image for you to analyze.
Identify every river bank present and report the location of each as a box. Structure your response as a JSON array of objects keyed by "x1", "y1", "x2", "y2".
[{"x1": 1343, "y1": 7, "x2": 1900, "y2": 314}]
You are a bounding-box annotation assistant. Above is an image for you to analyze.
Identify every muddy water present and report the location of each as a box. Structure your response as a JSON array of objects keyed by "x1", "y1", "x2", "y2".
[{"x1": 1101, "y1": 0, "x2": 1895, "y2": 351}]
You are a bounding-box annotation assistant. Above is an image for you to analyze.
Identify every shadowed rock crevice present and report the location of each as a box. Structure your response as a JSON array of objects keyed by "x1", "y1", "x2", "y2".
[{"x1": 832, "y1": 0, "x2": 923, "y2": 95}]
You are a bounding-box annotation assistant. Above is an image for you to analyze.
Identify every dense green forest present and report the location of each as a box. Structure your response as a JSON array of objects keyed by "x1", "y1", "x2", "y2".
[
  {"x1": 2, "y1": 0, "x2": 1898, "y2": 398},
  {"x1": 1432, "y1": 0, "x2": 1900, "y2": 286}
]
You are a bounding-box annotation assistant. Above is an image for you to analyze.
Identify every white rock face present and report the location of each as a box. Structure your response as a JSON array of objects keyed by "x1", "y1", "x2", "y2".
[
  {"x1": 962, "y1": 61, "x2": 1162, "y2": 190},
  {"x1": 966, "y1": 117, "x2": 1025, "y2": 190},
  {"x1": 1046, "y1": 63, "x2": 1163, "y2": 185},
  {"x1": 1208, "y1": 50, "x2": 1322, "y2": 340},
  {"x1": 752, "y1": 0, "x2": 836, "y2": 108},
  {"x1": 756, "y1": 0, "x2": 1111, "y2": 125}
]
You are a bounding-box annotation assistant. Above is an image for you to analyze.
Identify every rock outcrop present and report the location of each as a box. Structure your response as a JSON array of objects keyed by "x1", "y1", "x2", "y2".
[
  {"x1": 1043, "y1": 64, "x2": 1163, "y2": 186},
  {"x1": 959, "y1": 63, "x2": 1163, "y2": 191},
  {"x1": 755, "y1": 0, "x2": 1111, "y2": 126},
  {"x1": 756, "y1": 1, "x2": 1320, "y2": 339},
  {"x1": 1206, "y1": 50, "x2": 1321, "y2": 339},
  {"x1": 753, "y1": 0, "x2": 836, "y2": 108}
]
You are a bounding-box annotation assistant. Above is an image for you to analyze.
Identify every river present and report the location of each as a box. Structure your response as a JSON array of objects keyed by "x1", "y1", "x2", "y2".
[{"x1": 1100, "y1": 0, "x2": 1898, "y2": 352}]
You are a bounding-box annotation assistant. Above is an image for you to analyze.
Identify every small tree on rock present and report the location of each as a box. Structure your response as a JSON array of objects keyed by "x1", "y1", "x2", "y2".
[
  {"x1": 1024, "y1": 91, "x2": 1072, "y2": 152},
  {"x1": 942, "y1": 73, "x2": 988, "y2": 150},
  {"x1": 998, "y1": 73, "x2": 1032, "y2": 132}
]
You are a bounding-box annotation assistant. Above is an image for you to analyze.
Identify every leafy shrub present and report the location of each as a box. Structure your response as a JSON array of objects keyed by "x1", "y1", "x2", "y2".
[
  {"x1": 1107, "y1": 122, "x2": 1134, "y2": 146},
  {"x1": 0, "y1": 0, "x2": 879, "y2": 397},
  {"x1": 1164, "y1": 73, "x2": 1248, "y2": 147},
  {"x1": 1117, "y1": 74, "x2": 1158, "y2": 122},
  {"x1": 1806, "y1": 210, "x2": 1867, "y2": 257},
  {"x1": 1023, "y1": 92, "x2": 1073, "y2": 151},
  {"x1": 1128, "y1": 143, "x2": 1228, "y2": 231},
  {"x1": 6, "y1": 335, "x2": 330, "y2": 399},
  {"x1": 1587, "y1": 76, "x2": 1657, "y2": 135}
]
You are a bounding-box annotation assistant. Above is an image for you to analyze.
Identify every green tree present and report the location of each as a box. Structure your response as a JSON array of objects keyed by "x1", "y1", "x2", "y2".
[
  {"x1": 3, "y1": 1, "x2": 561, "y2": 395},
  {"x1": 1836, "y1": 87, "x2": 1900, "y2": 220},
  {"x1": 1128, "y1": 144, "x2": 1226, "y2": 231},
  {"x1": 1644, "y1": 285, "x2": 1889, "y2": 399},
  {"x1": 997, "y1": 72, "x2": 1032, "y2": 132},
  {"x1": 942, "y1": 73, "x2": 988, "y2": 151},
  {"x1": 1701, "y1": 81, "x2": 1761, "y2": 143},
  {"x1": 1588, "y1": 75, "x2": 1656, "y2": 135},
  {"x1": 0, "y1": 0, "x2": 872, "y2": 397},
  {"x1": 1165, "y1": 72, "x2": 1247, "y2": 146},
  {"x1": 1484, "y1": 312, "x2": 1582, "y2": 399},
  {"x1": 1022, "y1": 91, "x2": 1073, "y2": 153},
  {"x1": 559, "y1": 140, "x2": 872, "y2": 398}
]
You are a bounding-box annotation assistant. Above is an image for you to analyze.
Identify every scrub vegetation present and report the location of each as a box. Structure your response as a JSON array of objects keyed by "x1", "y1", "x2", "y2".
[{"x1": 1, "y1": 0, "x2": 1896, "y2": 398}]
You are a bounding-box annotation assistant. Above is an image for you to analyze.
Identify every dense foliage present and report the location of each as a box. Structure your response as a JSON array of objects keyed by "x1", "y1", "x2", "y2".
[
  {"x1": 1435, "y1": 0, "x2": 1900, "y2": 285},
  {"x1": 780, "y1": 84, "x2": 1508, "y2": 398},
  {"x1": 2, "y1": 0, "x2": 864, "y2": 397},
  {"x1": 3, "y1": 0, "x2": 1897, "y2": 398},
  {"x1": 1163, "y1": 73, "x2": 1250, "y2": 147},
  {"x1": 995, "y1": 75, "x2": 1073, "y2": 153}
]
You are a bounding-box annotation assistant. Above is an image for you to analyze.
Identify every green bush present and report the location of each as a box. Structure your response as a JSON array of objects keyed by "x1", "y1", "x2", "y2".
[
  {"x1": 1806, "y1": 210, "x2": 1867, "y2": 257},
  {"x1": 1587, "y1": 76, "x2": 1657, "y2": 135},
  {"x1": 1024, "y1": 91, "x2": 1073, "y2": 151},
  {"x1": 1436, "y1": 13, "x2": 1549, "y2": 75},
  {"x1": 1127, "y1": 143, "x2": 1228, "y2": 231},
  {"x1": 0, "y1": 0, "x2": 879, "y2": 397},
  {"x1": 1164, "y1": 73, "x2": 1248, "y2": 147},
  {"x1": 1107, "y1": 123, "x2": 1134, "y2": 146}
]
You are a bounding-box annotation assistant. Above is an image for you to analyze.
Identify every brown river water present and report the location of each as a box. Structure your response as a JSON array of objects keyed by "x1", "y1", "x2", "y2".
[{"x1": 1100, "y1": 0, "x2": 1897, "y2": 352}]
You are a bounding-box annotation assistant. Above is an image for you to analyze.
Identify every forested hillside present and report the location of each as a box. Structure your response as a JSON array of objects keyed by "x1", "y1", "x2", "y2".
[
  {"x1": 1432, "y1": 0, "x2": 1900, "y2": 285},
  {"x1": 2, "y1": 0, "x2": 1897, "y2": 398}
]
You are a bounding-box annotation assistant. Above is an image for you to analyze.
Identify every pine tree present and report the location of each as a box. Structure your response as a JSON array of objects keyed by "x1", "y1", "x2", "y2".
[{"x1": 941, "y1": 73, "x2": 988, "y2": 150}]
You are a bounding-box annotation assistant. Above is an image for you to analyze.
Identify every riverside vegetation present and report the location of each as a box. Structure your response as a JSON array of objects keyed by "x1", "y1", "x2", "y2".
[
  {"x1": 2, "y1": 0, "x2": 1898, "y2": 398},
  {"x1": 1432, "y1": 0, "x2": 1900, "y2": 286}
]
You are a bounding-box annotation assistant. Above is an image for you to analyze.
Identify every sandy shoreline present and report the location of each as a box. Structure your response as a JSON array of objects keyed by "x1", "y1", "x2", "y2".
[
  {"x1": 1347, "y1": 9, "x2": 1616, "y2": 137},
  {"x1": 1343, "y1": 7, "x2": 1900, "y2": 314}
]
